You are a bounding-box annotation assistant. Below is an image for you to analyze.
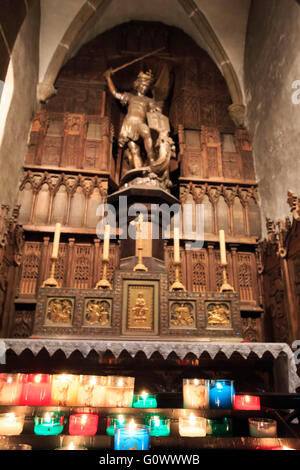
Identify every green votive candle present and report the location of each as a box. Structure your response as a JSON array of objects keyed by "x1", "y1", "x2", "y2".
[
  {"x1": 34, "y1": 411, "x2": 65, "y2": 436},
  {"x1": 133, "y1": 392, "x2": 157, "y2": 408},
  {"x1": 146, "y1": 415, "x2": 170, "y2": 437},
  {"x1": 106, "y1": 414, "x2": 127, "y2": 436},
  {"x1": 206, "y1": 417, "x2": 232, "y2": 437}
]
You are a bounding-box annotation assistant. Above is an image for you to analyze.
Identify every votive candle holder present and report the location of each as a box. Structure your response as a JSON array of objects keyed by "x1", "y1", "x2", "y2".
[
  {"x1": 77, "y1": 375, "x2": 106, "y2": 407},
  {"x1": 248, "y1": 418, "x2": 277, "y2": 437},
  {"x1": 34, "y1": 411, "x2": 66, "y2": 436},
  {"x1": 0, "y1": 413, "x2": 24, "y2": 436},
  {"x1": 183, "y1": 379, "x2": 209, "y2": 409},
  {"x1": 146, "y1": 415, "x2": 171, "y2": 437},
  {"x1": 105, "y1": 376, "x2": 134, "y2": 407},
  {"x1": 19, "y1": 374, "x2": 52, "y2": 406},
  {"x1": 51, "y1": 374, "x2": 79, "y2": 406},
  {"x1": 69, "y1": 412, "x2": 98, "y2": 436},
  {"x1": 209, "y1": 380, "x2": 235, "y2": 409},
  {"x1": 114, "y1": 422, "x2": 150, "y2": 450},
  {"x1": 179, "y1": 413, "x2": 206, "y2": 437},
  {"x1": 0, "y1": 373, "x2": 23, "y2": 405},
  {"x1": 132, "y1": 392, "x2": 157, "y2": 408}
]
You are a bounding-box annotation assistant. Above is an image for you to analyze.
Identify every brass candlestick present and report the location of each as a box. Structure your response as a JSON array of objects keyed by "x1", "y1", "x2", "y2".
[
  {"x1": 133, "y1": 214, "x2": 148, "y2": 272},
  {"x1": 220, "y1": 263, "x2": 234, "y2": 292},
  {"x1": 95, "y1": 259, "x2": 112, "y2": 289},
  {"x1": 170, "y1": 262, "x2": 186, "y2": 292},
  {"x1": 42, "y1": 256, "x2": 59, "y2": 288},
  {"x1": 133, "y1": 243, "x2": 148, "y2": 272}
]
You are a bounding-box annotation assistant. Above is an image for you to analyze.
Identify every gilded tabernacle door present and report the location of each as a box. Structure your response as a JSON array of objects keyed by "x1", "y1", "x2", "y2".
[{"x1": 121, "y1": 279, "x2": 159, "y2": 336}]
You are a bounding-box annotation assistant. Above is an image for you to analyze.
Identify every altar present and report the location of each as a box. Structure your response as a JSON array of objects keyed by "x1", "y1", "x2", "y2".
[
  {"x1": 0, "y1": 21, "x2": 299, "y2": 452},
  {"x1": 1, "y1": 339, "x2": 299, "y2": 394}
]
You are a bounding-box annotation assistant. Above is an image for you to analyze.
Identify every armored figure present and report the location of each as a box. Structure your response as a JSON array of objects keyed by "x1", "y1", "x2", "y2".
[
  {"x1": 104, "y1": 66, "x2": 175, "y2": 189},
  {"x1": 104, "y1": 69, "x2": 158, "y2": 168}
]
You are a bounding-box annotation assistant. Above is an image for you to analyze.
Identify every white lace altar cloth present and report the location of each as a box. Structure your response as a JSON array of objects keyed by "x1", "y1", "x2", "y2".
[{"x1": 0, "y1": 339, "x2": 299, "y2": 392}]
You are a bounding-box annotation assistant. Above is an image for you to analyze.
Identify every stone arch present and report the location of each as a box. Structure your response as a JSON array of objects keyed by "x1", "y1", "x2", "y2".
[{"x1": 39, "y1": 0, "x2": 245, "y2": 126}]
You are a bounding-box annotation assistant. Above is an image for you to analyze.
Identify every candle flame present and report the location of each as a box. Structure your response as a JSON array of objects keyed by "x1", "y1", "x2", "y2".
[
  {"x1": 245, "y1": 395, "x2": 250, "y2": 402},
  {"x1": 117, "y1": 378, "x2": 123, "y2": 387},
  {"x1": 118, "y1": 415, "x2": 125, "y2": 424},
  {"x1": 6, "y1": 413, "x2": 16, "y2": 422},
  {"x1": 7, "y1": 376, "x2": 12, "y2": 384},
  {"x1": 44, "y1": 412, "x2": 51, "y2": 422},
  {"x1": 153, "y1": 416, "x2": 160, "y2": 427},
  {"x1": 59, "y1": 374, "x2": 72, "y2": 383},
  {"x1": 81, "y1": 415, "x2": 88, "y2": 425},
  {"x1": 128, "y1": 419, "x2": 136, "y2": 433},
  {"x1": 68, "y1": 442, "x2": 75, "y2": 450},
  {"x1": 141, "y1": 391, "x2": 148, "y2": 400},
  {"x1": 90, "y1": 376, "x2": 97, "y2": 386},
  {"x1": 189, "y1": 412, "x2": 196, "y2": 425},
  {"x1": 216, "y1": 382, "x2": 223, "y2": 389},
  {"x1": 34, "y1": 374, "x2": 42, "y2": 383},
  {"x1": 193, "y1": 379, "x2": 199, "y2": 386}
]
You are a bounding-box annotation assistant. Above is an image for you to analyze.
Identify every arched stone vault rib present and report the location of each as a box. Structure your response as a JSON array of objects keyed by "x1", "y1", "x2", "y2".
[
  {"x1": 37, "y1": 0, "x2": 113, "y2": 102},
  {"x1": 38, "y1": 0, "x2": 245, "y2": 127},
  {"x1": 177, "y1": 0, "x2": 245, "y2": 127}
]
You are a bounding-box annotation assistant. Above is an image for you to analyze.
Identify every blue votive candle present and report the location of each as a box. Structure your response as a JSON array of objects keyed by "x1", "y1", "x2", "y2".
[
  {"x1": 114, "y1": 421, "x2": 150, "y2": 450},
  {"x1": 209, "y1": 380, "x2": 235, "y2": 409}
]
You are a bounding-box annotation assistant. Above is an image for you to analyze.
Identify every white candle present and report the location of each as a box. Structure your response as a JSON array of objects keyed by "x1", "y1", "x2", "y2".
[
  {"x1": 105, "y1": 377, "x2": 134, "y2": 408},
  {"x1": 103, "y1": 224, "x2": 110, "y2": 261},
  {"x1": 173, "y1": 227, "x2": 180, "y2": 263},
  {"x1": 0, "y1": 374, "x2": 22, "y2": 405},
  {"x1": 55, "y1": 441, "x2": 88, "y2": 450},
  {"x1": 51, "y1": 374, "x2": 79, "y2": 406},
  {"x1": 52, "y1": 223, "x2": 61, "y2": 258},
  {"x1": 77, "y1": 375, "x2": 107, "y2": 407},
  {"x1": 0, "y1": 413, "x2": 24, "y2": 435},
  {"x1": 179, "y1": 413, "x2": 206, "y2": 437},
  {"x1": 183, "y1": 379, "x2": 209, "y2": 409},
  {"x1": 219, "y1": 229, "x2": 227, "y2": 265},
  {"x1": 248, "y1": 418, "x2": 277, "y2": 437}
]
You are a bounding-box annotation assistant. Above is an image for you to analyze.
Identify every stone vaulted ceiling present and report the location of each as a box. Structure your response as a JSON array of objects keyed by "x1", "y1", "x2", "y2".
[{"x1": 39, "y1": 0, "x2": 251, "y2": 112}]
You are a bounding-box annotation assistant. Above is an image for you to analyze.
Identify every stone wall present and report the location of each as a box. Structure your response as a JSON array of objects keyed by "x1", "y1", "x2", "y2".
[
  {"x1": 245, "y1": 0, "x2": 300, "y2": 230},
  {"x1": 0, "y1": 0, "x2": 40, "y2": 210}
]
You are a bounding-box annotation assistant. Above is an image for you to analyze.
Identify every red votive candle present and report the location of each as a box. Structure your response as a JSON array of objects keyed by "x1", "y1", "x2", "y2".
[
  {"x1": 19, "y1": 374, "x2": 52, "y2": 406},
  {"x1": 233, "y1": 394, "x2": 261, "y2": 410},
  {"x1": 69, "y1": 413, "x2": 98, "y2": 436}
]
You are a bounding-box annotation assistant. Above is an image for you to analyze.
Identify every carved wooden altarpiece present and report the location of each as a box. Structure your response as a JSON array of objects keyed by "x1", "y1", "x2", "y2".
[{"x1": 6, "y1": 21, "x2": 266, "y2": 346}]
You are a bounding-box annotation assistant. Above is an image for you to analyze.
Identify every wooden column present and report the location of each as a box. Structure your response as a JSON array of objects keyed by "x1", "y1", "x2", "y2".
[
  {"x1": 230, "y1": 245, "x2": 239, "y2": 292},
  {"x1": 93, "y1": 238, "x2": 100, "y2": 286},
  {"x1": 66, "y1": 238, "x2": 75, "y2": 287},
  {"x1": 207, "y1": 244, "x2": 215, "y2": 291},
  {"x1": 39, "y1": 237, "x2": 50, "y2": 288}
]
